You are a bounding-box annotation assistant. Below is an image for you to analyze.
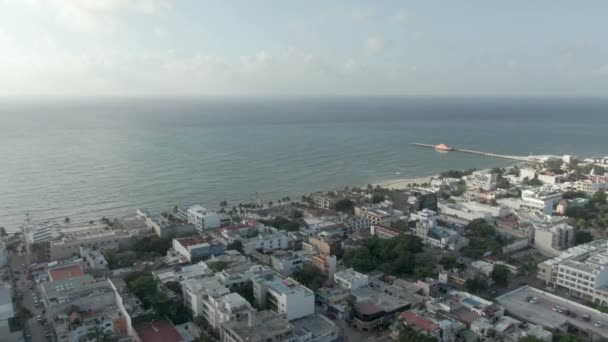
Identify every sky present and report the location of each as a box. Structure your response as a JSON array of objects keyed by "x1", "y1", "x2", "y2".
[{"x1": 0, "y1": 0, "x2": 607, "y2": 97}]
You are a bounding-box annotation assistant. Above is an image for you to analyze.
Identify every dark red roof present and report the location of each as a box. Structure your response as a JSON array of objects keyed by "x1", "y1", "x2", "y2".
[
  {"x1": 356, "y1": 303, "x2": 384, "y2": 315},
  {"x1": 400, "y1": 311, "x2": 439, "y2": 332},
  {"x1": 48, "y1": 264, "x2": 85, "y2": 281},
  {"x1": 175, "y1": 235, "x2": 205, "y2": 247},
  {"x1": 135, "y1": 320, "x2": 183, "y2": 342}
]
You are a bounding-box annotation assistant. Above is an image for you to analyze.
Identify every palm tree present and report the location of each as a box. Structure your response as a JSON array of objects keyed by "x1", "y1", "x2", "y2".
[
  {"x1": 64, "y1": 217, "x2": 70, "y2": 224},
  {"x1": 268, "y1": 200, "x2": 274, "y2": 207},
  {"x1": 86, "y1": 326, "x2": 118, "y2": 342},
  {"x1": 220, "y1": 200, "x2": 228, "y2": 208}
]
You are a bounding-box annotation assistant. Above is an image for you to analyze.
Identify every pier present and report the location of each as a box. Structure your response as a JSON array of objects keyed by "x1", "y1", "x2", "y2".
[{"x1": 411, "y1": 143, "x2": 531, "y2": 162}]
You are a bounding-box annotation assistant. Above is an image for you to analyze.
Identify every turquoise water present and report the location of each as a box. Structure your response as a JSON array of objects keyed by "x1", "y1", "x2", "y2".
[{"x1": 1, "y1": 97, "x2": 607, "y2": 232}]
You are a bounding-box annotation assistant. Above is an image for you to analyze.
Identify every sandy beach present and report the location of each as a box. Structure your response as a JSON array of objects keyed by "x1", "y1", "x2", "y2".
[{"x1": 375, "y1": 175, "x2": 439, "y2": 190}]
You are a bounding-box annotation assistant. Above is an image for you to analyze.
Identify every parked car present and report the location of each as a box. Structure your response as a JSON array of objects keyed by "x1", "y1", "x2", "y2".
[
  {"x1": 583, "y1": 314, "x2": 591, "y2": 322},
  {"x1": 595, "y1": 321, "x2": 602, "y2": 327},
  {"x1": 529, "y1": 297, "x2": 539, "y2": 304}
]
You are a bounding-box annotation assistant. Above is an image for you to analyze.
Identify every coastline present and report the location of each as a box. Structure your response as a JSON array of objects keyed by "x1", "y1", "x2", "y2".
[{"x1": 374, "y1": 174, "x2": 438, "y2": 190}]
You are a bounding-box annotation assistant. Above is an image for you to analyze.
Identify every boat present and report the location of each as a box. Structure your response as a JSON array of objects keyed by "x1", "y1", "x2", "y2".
[{"x1": 435, "y1": 143, "x2": 454, "y2": 152}]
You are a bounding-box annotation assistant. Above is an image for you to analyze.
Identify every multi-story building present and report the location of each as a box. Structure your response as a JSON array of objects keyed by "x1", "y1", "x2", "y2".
[
  {"x1": 79, "y1": 246, "x2": 109, "y2": 270},
  {"x1": 221, "y1": 310, "x2": 295, "y2": 342},
  {"x1": 306, "y1": 254, "x2": 337, "y2": 283},
  {"x1": 40, "y1": 275, "x2": 116, "y2": 317},
  {"x1": 0, "y1": 287, "x2": 14, "y2": 338},
  {"x1": 532, "y1": 223, "x2": 575, "y2": 257},
  {"x1": 354, "y1": 206, "x2": 402, "y2": 226},
  {"x1": 308, "y1": 235, "x2": 342, "y2": 257},
  {"x1": 370, "y1": 225, "x2": 401, "y2": 239},
  {"x1": 465, "y1": 171, "x2": 498, "y2": 192},
  {"x1": 187, "y1": 205, "x2": 220, "y2": 231},
  {"x1": 252, "y1": 271, "x2": 315, "y2": 321},
  {"x1": 182, "y1": 276, "x2": 230, "y2": 320},
  {"x1": 334, "y1": 268, "x2": 368, "y2": 290},
  {"x1": 49, "y1": 229, "x2": 130, "y2": 261},
  {"x1": 270, "y1": 251, "x2": 305, "y2": 276},
  {"x1": 172, "y1": 236, "x2": 225, "y2": 263},
  {"x1": 408, "y1": 189, "x2": 438, "y2": 212},
  {"x1": 537, "y1": 239, "x2": 608, "y2": 305},
  {"x1": 574, "y1": 175, "x2": 608, "y2": 194},
  {"x1": 521, "y1": 186, "x2": 563, "y2": 215},
  {"x1": 312, "y1": 193, "x2": 336, "y2": 210}
]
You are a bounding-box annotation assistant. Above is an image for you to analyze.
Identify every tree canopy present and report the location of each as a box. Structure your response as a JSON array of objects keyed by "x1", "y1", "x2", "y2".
[
  {"x1": 575, "y1": 231, "x2": 594, "y2": 245},
  {"x1": 261, "y1": 216, "x2": 301, "y2": 231},
  {"x1": 226, "y1": 240, "x2": 244, "y2": 254},
  {"x1": 292, "y1": 265, "x2": 326, "y2": 291},
  {"x1": 491, "y1": 264, "x2": 511, "y2": 287},
  {"x1": 343, "y1": 235, "x2": 423, "y2": 275},
  {"x1": 333, "y1": 199, "x2": 355, "y2": 214},
  {"x1": 465, "y1": 276, "x2": 488, "y2": 294}
]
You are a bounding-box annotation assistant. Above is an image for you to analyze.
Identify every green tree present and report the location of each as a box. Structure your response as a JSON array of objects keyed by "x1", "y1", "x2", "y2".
[
  {"x1": 575, "y1": 230, "x2": 594, "y2": 245},
  {"x1": 64, "y1": 217, "x2": 70, "y2": 224},
  {"x1": 86, "y1": 326, "x2": 118, "y2": 342},
  {"x1": 390, "y1": 219, "x2": 409, "y2": 231},
  {"x1": 492, "y1": 264, "x2": 511, "y2": 287},
  {"x1": 333, "y1": 199, "x2": 355, "y2": 214},
  {"x1": 292, "y1": 265, "x2": 326, "y2": 291},
  {"x1": 465, "y1": 276, "x2": 488, "y2": 294},
  {"x1": 518, "y1": 336, "x2": 544, "y2": 342},
  {"x1": 0, "y1": 227, "x2": 7, "y2": 237},
  {"x1": 466, "y1": 219, "x2": 496, "y2": 238},
  {"x1": 371, "y1": 193, "x2": 384, "y2": 204},
  {"x1": 592, "y1": 190, "x2": 607, "y2": 205},
  {"x1": 208, "y1": 261, "x2": 228, "y2": 272},
  {"x1": 226, "y1": 240, "x2": 244, "y2": 254},
  {"x1": 439, "y1": 256, "x2": 458, "y2": 270},
  {"x1": 220, "y1": 200, "x2": 228, "y2": 208}
]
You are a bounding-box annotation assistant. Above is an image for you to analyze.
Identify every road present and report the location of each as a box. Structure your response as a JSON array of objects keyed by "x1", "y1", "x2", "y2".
[{"x1": 8, "y1": 253, "x2": 51, "y2": 342}]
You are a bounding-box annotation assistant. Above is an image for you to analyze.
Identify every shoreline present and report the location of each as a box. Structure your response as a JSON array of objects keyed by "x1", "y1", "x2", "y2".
[{"x1": 374, "y1": 175, "x2": 438, "y2": 190}]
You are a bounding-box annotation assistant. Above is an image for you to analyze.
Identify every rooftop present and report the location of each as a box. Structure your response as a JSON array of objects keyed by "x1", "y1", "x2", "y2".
[
  {"x1": 48, "y1": 264, "x2": 85, "y2": 281},
  {"x1": 175, "y1": 235, "x2": 205, "y2": 247},
  {"x1": 224, "y1": 310, "x2": 293, "y2": 341},
  {"x1": 496, "y1": 286, "x2": 608, "y2": 337},
  {"x1": 401, "y1": 310, "x2": 439, "y2": 332},
  {"x1": 291, "y1": 314, "x2": 338, "y2": 340},
  {"x1": 135, "y1": 320, "x2": 184, "y2": 342}
]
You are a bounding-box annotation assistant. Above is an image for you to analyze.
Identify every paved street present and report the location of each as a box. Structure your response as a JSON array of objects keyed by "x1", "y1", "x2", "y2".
[{"x1": 9, "y1": 253, "x2": 50, "y2": 342}]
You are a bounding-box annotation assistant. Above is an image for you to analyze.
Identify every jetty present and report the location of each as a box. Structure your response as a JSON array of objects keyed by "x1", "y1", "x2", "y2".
[{"x1": 411, "y1": 143, "x2": 532, "y2": 162}]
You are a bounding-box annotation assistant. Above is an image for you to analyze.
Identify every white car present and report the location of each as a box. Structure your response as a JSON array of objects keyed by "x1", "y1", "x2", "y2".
[
  {"x1": 595, "y1": 321, "x2": 602, "y2": 327},
  {"x1": 529, "y1": 297, "x2": 539, "y2": 304}
]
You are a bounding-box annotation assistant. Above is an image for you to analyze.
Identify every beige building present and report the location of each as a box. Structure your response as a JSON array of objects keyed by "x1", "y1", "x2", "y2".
[
  {"x1": 533, "y1": 223, "x2": 575, "y2": 257},
  {"x1": 49, "y1": 229, "x2": 131, "y2": 261}
]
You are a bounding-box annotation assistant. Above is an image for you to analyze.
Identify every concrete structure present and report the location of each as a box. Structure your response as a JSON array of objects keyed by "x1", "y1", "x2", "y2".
[
  {"x1": 497, "y1": 286, "x2": 608, "y2": 340},
  {"x1": 136, "y1": 320, "x2": 184, "y2": 342},
  {"x1": 172, "y1": 236, "x2": 225, "y2": 263},
  {"x1": 438, "y1": 200, "x2": 508, "y2": 222},
  {"x1": 40, "y1": 275, "x2": 116, "y2": 318},
  {"x1": 354, "y1": 206, "x2": 402, "y2": 226},
  {"x1": 426, "y1": 291, "x2": 504, "y2": 328},
  {"x1": 240, "y1": 231, "x2": 289, "y2": 255},
  {"x1": 308, "y1": 234, "x2": 342, "y2": 257},
  {"x1": 521, "y1": 186, "x2": 563, "y2": 215},
  {"x1": 575, "y1": 175, "x2": 608, "y2": 194},
  {"x1": 334, "y1": 268, "x2": 368, "y2": 290},
  {"x1": 292, "y1": 314, "x2": 339, "y2": 342},
  {"x1": 49, "y1": 228, "x2": 130, "y2": 261},
  {"x1": 533, "y1": 223, "x2": 575, "y2": 257},
  {"x1": 221, "y1": 310, "x2": 295, "y2": 342},
  {"x1": 413, "y1": 209, "x2": 469, "y2": 251},
  {"x1": 79, "y1": 246, "x2": 109, "y2": 269},
  {"x1": 253, "y1": 271, "x2": 315, "y2": 321},
  {"x1": 271, "y1": 251, "x2": 305, "y2": 276},
  {"x1": 537, "y1": 239, "x2": 608, "y2": 305},
  {"x1": 187, "y1": 205, "x2": 220, "y2": 231},
  {"x1": 465, "y1": 171, "x2": 498, "y2": 191},
  {"x1": 306, "y1": 254, "x2": 337, "y2": 283},
  {"x1": 397, "y1": 309, "x2": 466, "y2": 342},
  {"x1": 153, "y1": 262, "x2": 213, "y2": 284},
  {"x1": 370, "y1": 224, "x2": 400, "y2": 239},
  {"x1": 48, "y1": 263, "x2": 85, "y2": 281},
  {"x1": 408, "y1": 189, "x2": 438, "y2": 212}
]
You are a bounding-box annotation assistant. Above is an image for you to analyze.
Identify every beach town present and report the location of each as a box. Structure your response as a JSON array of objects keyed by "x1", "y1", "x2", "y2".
[{"x1": 2, "y1": 153, "x2": 608, "y2": 342}]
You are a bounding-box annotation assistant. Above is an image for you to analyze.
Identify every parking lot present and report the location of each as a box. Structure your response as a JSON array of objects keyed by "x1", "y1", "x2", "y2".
[{"x1": 497, "y1": 286, "x2": 608, "y2": 339}]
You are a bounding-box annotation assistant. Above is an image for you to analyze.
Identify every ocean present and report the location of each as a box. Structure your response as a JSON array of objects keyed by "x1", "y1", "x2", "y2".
[{"x1": 1, "y1": 96, "x2": 607, "y2": 232}]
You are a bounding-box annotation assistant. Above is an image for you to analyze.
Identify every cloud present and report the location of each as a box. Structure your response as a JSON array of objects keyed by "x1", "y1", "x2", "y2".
[
  {"x1": 390, "y1": 10, "x2": 409, "y2": 24},
  {"x1": 351, "y1": 8, "x2": 375, "y2": 22},
  {"x1": 3, "y1": 0, "x2": 171, "y2": 32},
  {"x1": 364, "y1": 36, "x2": 391, "y2": 56}
]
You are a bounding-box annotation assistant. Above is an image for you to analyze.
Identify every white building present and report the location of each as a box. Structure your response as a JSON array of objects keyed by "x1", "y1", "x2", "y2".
[
  {"x1": 521, "y1": 186, "x2": 563, "y2": 215},
  {"x1": 270, "y1": 251, "x2": 305, "y2": 276},
  {"x1": 79, "y1": 246, "x2": 108, "y2": 269},
  {"x1": 465, "y1": 171, "x2": 498, "y2": 191},
  {"x1": 574, "y1": 175, "x2": 608, "y2": 194},
  {"x1": 49, "y1": 229, "x2": 129, "y2": 261},
  {"x1": 242, "y1": 232, "x2": 289, "y2": 255},
  {"x1": 253, "y1": 272, "x2": 315, "y2": 321},
  {"x1": 23, "y1": 222, "x2": 60, "y2": 252},
  {"x1": 187, "y1": 205, "x2": 220, "y2": 231},
  {"x1": 537, "y1": 239, "x2": 608, "y2": 305},
  {"x1": 354, "y1": 206, "x2": 402, "y2": 226},
  {"x1": 438, "y1": 200, "x2": 508, "y2": 222},
  {"x1": 334, "y1": 268, "x2": 368, "y2": 290},
  {"x1": 0, "y1": 287, "x2": 14, "y2": 338}
]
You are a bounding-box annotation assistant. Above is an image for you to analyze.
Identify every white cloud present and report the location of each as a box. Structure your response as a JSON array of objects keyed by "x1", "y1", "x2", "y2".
[
  {"x1": 3, "y1": 0, "x2": 171, "y2": 32},
  {"x1": 390, "y1": 10, "x2": 409, "y2": 24},
  {"x1": 364, "y1": 36, "x2": 391, "y2": 56},
  {"x1": 351, "y1": 8, "x2": 375, "y2": 22}
]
